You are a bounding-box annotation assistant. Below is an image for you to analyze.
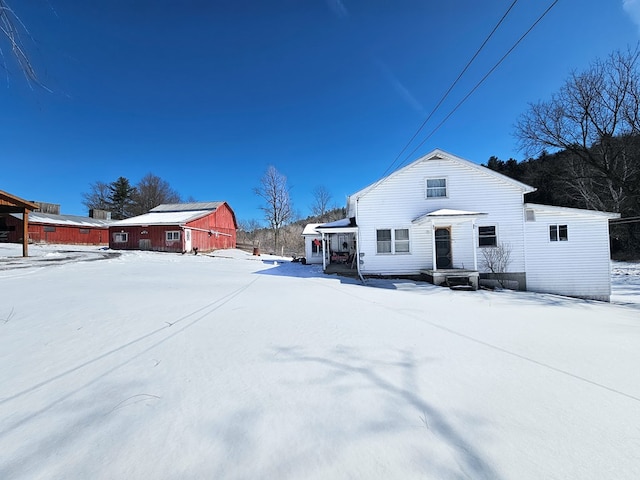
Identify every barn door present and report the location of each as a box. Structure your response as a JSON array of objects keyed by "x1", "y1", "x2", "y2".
[
  {"x1": 139, "y1": 239, "x2": 151, "y2": 250},
  {"x1": 435, "y1": 227, "x2": 452, "y2": 269}
]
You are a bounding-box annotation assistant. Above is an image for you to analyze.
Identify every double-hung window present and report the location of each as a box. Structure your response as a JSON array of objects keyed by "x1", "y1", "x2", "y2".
[
  {"x1": 478, "y1": 226, "x2": 497, "y2": 247},
  {"x1": 376, "y1": 228, "x2": 410, "y2": 254},
  {"x1": 113, "y1": 232, "x2": 128, "y2": 243},
  {"x1": 549, "y1": 225, "x2": 568, "y2": 242},
  {"x1": 166, "y1": 231, "x2": 181, "y2": 241},
  {"x1": 426, "y1": 178, "x2": 447, "y2": 198}
]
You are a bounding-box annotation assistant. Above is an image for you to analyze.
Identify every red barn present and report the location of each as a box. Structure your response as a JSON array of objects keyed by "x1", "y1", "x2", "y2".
[
  {"x1": 4, "y1": 212, "x2": 111, "y2": 246},
  {"x1": 108, "y1": 202, "x2": 237, "y2": 253}
]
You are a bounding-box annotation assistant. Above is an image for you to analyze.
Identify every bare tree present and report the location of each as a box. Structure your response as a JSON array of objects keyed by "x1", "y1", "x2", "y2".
[
  {"x1": 515, "y1": 47, "x2": 640, "y2": 215},
  {"x1": 82, "y1": 181, "x2": 111, "y2": 212},
  {"x1": 480, "y1": 242, "x2": 512, "y2": 288},
  {"x1": 132, "y1": 173, "x2": 182, "y2": 215},
  {"x1": 0, "y1": 0, "x2": 48, "y2": 89},
  {"x1": 310, "y1": 185, "x2": 332, "y2": 219},
  {"x1": 253, "y1": 166, "x2": 293, "y2": 253}
]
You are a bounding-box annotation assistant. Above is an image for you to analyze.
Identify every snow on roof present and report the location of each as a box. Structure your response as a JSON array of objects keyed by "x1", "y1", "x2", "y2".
[
  {"x1": 11, "y1": 212, "x2": 113, "y2": 228},
  {"x1": 412, "y1": 209, "x2": 487, "y2": 224},
  {"x1": 301, "y1": 223, "x2": 323, "y2": 236},
  {"x1": 316, "y1": 218, "x2": 355, "y2": 229},
  {"x1": 524, "y1": 203, "x2": 620, "y2": 219},
  {"x1": 150, "y1": 202, "x2": 223, "y2": 212},
  {"x1": 110, "y1": 210, "x2": 211, "y2": 226}
]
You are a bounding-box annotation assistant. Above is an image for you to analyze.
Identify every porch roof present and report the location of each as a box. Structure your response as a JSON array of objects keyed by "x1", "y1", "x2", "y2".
[
  {"x1": 315, "y1": 217, "x2": 358, "y2": 234},
  {"x1": 412, "y1": 209, "x2": 487, "y2": 225}
]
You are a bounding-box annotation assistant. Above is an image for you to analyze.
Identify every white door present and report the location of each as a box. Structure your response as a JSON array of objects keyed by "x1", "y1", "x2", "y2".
[{"x1": 184, "y1": 229, "x2": 192, "y2": 252}]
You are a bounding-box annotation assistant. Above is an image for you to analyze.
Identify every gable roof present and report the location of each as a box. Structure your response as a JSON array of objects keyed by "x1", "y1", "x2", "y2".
[
  {"x1": 302, "y1": 223, "x2": 323, "y2": 236},
  {"x1": 110, "y1": 201, "x2": 237, "y2": 227},
  {"x1": 349, "y1": 148, "x2": 536, "y2": 201}
]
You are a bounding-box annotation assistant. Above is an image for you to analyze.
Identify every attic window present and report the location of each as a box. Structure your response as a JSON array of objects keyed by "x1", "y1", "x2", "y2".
[{"x1": 426, "y1": 178, "x2": 447, "y2": 198}]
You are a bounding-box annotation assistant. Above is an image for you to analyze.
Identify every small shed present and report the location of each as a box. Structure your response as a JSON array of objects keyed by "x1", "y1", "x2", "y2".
[
  {"x1": 109, "y1": 202, "x2": 237, "y2": 253},
  {"x1": 0, "y1": 190, "x2": 39, "y2": 257},
  {"x1": 301, "y1": 223, "x2": 325, "y2": 264},
  {"x1": 5, "y1": 211, "x2": 112, "y2": 246}
]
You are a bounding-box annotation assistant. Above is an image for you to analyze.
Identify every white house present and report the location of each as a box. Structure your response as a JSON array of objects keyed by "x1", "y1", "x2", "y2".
[{"x1": 310, "y1": 149, "x2": 619, "y2": 301}]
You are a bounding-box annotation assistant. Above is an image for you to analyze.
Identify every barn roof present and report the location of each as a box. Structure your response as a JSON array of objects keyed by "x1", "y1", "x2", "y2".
[
  {"x1": 150, "y1": 202, "x2": 224, "y2": 212},
  {"x1": 11, "y1": 212, "x2": 113, "y2": 227},
  {"x1": 110, "y1": 210, "x2": 212, "y2": 226}
]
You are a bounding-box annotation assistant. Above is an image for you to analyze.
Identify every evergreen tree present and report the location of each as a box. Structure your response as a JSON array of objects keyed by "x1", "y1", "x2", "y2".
[{"x1": 108, "y1": 177, "x2": 137, "y2": 219}]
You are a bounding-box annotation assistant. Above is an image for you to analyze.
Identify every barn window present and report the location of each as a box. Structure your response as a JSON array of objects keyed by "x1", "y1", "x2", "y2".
[
  {"x1": 44, "y1": 226, "x2": 56, "y2": 232},
  {"x1": 549, "y1": 225, "x2": 568, "y2": 242},
  {"x1": 426, "y1": 178, "x2": 447, "y2": 198},
  {"x1": 166, "y1": 231, "x2": 181, "y2": 241},
  {"x1": 478, "y1": 226, "x2": 497, "y2": 247},
  {"x1": 113, "y1": 232, "x2": 128, "y2": 243},
  {"x1": 79, "y1": 228, "x2": 90, "y2": 234}
]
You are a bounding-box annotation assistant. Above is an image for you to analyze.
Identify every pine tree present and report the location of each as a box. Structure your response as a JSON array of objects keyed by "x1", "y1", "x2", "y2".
[{"x1": 108, "y1": 177, "x2": 137, "y2": 219}]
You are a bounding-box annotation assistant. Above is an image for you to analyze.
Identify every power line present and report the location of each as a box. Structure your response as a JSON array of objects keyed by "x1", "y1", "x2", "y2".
[
  {"x1": 380, "y1": 0, "x2": 521, "y2": 178},
  {"x1": 398, "y1": 0, "x2": 559, "y2": 168}
]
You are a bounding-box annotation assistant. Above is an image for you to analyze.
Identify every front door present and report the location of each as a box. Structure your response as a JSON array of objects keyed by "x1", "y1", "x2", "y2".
[
  {"x1": 435, "y1": 227, "x2": 452, "y2": 269},
  {"x1": 184, "y1": 229, "x2": 192, "y2": 253}
]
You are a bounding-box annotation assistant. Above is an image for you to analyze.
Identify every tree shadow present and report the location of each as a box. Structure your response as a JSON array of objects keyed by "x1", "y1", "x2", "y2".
[{"x1": 267, "y1": 344, "x2": 504, "y2": 479}]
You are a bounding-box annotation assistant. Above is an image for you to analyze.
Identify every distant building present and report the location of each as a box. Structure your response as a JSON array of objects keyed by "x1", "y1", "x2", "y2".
[
  {"x1": 4, "y1": 210, "x2": 112, "y2": 246},
  {"x1": 108, "y1": 202, "x2": 237, "y2": 253}
]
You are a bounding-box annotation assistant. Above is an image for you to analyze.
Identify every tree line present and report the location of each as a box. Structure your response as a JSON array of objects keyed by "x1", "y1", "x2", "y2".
[{"x1": 488, "y1": 46, "x2": 640, "y2": 258}]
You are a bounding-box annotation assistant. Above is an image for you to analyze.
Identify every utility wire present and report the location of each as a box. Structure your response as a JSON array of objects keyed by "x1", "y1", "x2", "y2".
[
  {"x1": 397, "y1": 0, "x2": 559, "y2": 168},
  {"x1": 381, "y1": 0, "x2": 520, "y2": 178}
]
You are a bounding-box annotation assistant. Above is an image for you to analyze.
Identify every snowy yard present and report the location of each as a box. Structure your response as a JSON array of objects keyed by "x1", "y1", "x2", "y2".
[{"x1": 1, "y1": 244, "x2": 639, "y2": 480}]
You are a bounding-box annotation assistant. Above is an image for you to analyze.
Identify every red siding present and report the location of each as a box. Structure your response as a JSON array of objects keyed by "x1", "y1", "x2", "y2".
[
  {"x1": 109, "y1": 203, "x2": 237, "y2": 253},
  {"x1": 1, "y1": 215, "x2": 108, "y2": 245}
]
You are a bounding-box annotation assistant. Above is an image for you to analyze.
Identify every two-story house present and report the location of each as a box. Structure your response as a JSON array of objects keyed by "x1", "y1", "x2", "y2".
[{"x1": 311, "y1": 149, "x2": 618, "y2": 301}]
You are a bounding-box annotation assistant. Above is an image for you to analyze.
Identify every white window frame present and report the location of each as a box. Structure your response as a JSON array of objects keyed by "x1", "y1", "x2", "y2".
[
  {"x1": 425, "y1": 177, "x2": 447, "y2": 199},
  {"x1": 549, "y1": 224, "x2": 568, "y2": 242},
  {"x1": 311, "y1": 238, "x2": 322, "y2": 257},
  {"x1": 166, "y1": 231, "x2": 181, "y2": 242},
  {"x1": 376, "y1": 228, "x2": 410, "y2": 254},
  {"x1": 113, "y1": 232, "x2": 128, "y2": 243},
  {"x1": 478, "y1": 225, "x2": 497, "y2": 247}
]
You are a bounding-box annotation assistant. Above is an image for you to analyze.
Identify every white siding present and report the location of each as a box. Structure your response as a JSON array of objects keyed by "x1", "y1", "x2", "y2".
[
  {"x1": 355, "y1": 156, "x2": 528, "y2": 275},
  {"x1": 303, "y1": 235, "x2": 324, "y2": 264},
  {"x1": 524, "y1": 209, "x2": 613, "y2": 301}
]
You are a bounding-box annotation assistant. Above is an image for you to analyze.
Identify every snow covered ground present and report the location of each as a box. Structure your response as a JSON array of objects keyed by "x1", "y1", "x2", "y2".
[{"x1": 0, "y1": 243, "x2": 639, "y2": 479}]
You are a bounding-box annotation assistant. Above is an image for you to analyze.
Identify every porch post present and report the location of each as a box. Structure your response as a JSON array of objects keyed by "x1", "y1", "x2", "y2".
[
  {"x1": 321, "y1": 232, "x2": 326, "y2": 270},
  {"x1": 431, "y1": 223, "x2": 437, "y2": 270},
  {"x1": 472, "y1": 220, "x2": 478, "y2": 270},
  {"x1": 22, "y1": 209, "x2": 29, "y2": 257}
]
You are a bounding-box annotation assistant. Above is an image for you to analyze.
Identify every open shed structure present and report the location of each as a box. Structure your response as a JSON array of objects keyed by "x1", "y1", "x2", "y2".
[
  {"x1": 0, "y1": 190, "x2": 39, "y2": 257},
  {"x1": 109, "y1": 202, "x2": 237, "y2": 253}
]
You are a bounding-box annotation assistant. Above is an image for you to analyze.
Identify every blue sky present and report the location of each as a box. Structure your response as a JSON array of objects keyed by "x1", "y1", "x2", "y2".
[{"x1": 2, "y1": 0, "x2": 639, "y2": 224}]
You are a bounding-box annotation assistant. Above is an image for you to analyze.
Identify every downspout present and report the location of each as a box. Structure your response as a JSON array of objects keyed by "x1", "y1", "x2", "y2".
[{"x1": 355, "y1": 197, "x2": 365, "y2": 283}]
